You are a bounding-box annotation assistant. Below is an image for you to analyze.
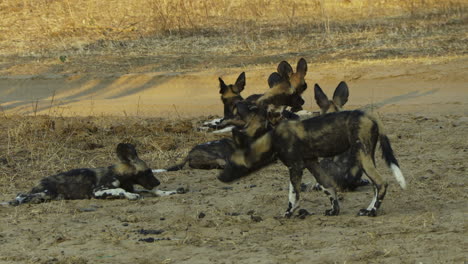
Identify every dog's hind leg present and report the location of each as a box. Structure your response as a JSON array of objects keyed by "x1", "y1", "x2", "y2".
[
  {"x1": 356, "y1": 150, "x2": 388, "y2": 217},
  {"x1": 284, "y1": 164, "x2": 304, "y2": 218},
  {"x1": 305, "y1": 160, "x2": 340, "y2": 216}
]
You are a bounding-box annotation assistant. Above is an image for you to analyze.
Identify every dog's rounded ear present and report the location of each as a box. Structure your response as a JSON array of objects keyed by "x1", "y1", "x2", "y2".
[
  {"x1": 219, "y1": 77, "x2": 228, "y2": 94},
  {"x1": 267, "y1": 72, "x2": 283, "y2": 88},
  {"x1": 332, "y1": 81, "x2": 349, "y2": 107},
  {"x1": 296, "y1": 58, "x2": 307, "y2": 77},
  {"x1": 314, "y1": 83, "x2": 330, "y2": 110},
  {"x1": 277, "y1": 61, "x2": 293, "y2": 79},
  {"x1": 116, "y1": 143, "x2": 139, "y2": 164},
  {"x1": 233, "y1": 72, "x2": 246, "y2": 93}
]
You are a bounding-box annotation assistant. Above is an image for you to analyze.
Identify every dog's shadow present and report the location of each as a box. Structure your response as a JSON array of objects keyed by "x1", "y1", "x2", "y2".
[{"x1": 362, "y1": 88, "x2": 439, "y2": 110}]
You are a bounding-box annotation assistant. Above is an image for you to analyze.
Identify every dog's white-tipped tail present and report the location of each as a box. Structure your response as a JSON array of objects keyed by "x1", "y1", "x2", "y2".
[
  {"x1": 152, "y1": 169, "x2": 167, "y2": 173},
  {"x1": 390, "y1": 163, "x2": 406, "y2": 189}
]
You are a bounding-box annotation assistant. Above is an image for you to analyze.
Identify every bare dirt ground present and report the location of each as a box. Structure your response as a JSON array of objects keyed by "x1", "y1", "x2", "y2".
[{"x1": 0, "y1": 55, "x2": 467, "y2": 263}]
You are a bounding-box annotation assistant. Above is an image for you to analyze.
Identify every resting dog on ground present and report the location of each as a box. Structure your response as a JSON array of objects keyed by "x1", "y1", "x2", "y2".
[
  {"x1": 202, "y1": 72, "x2": 247, "y2": 131},
  {"x1": 8, "y1": 143, "x2": 180, "y2": 206},
  {"x1": 154, "y1": 102, "x2": 273, "y2": 172},
  {"x1": 218, "y1": 110, "x2": 406, "y2": 217}
]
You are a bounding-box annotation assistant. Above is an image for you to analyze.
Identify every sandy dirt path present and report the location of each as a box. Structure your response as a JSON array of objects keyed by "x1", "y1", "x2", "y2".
[{"x1": 1, "y1": 57, "x2": 466, "y2": 118}]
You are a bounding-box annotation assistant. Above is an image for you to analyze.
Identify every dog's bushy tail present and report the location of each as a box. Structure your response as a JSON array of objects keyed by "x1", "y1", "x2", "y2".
[
  {"x1": 166, "y1": 159, "x2": 188, "y2": 172},
  {"x1": 372, "y1": 115, "x2": 406, "y2": 189},
  {"x1": 152, "y1": 158, "x2": 188, "y2": 173}
]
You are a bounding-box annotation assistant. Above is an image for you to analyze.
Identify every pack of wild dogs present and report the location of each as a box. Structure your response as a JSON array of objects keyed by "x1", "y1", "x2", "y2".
[{"x1": 5, "y1": 58, "x2": 406, "y2": 218}]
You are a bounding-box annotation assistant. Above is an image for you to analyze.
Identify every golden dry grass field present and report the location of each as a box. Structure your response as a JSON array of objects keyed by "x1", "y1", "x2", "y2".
[{"x1": 0, "y1": 0, "x2": 467, "y2": 263}]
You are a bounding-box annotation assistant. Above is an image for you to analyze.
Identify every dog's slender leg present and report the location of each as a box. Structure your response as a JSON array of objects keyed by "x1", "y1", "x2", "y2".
[
  {"x1": 151, "y1": 189, "x2": 179, "y2": 196},
  {"x1": 93, "y1": 188, "x2": 140, "y2": 200},
  {"x1": 284, "y1": 165, "x2": 303, "y2": 218},
  {"x1": 357, "y1": 150, "x2": 388, "y2": 217},
  {"x1": 305, "y1": 160, "x2": 340, "y2": 216}
]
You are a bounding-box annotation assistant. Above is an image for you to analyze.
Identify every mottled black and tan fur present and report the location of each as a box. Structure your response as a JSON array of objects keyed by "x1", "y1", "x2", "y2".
[
  {"x1": 158, "y1": 102, "x2": 272, "y2": 172},
  {"x1": 312, "y1": 81, "x2": 369, "y2": 191},
  {"x1": 218, "y1": 110, "x2": 406, "y2": 217},
  {"x1": 9, "y1": 143, "x2": 167, "y2": 206},
  {"x1": 255, "y1": 58, "x2": 308, "y2": 113}
]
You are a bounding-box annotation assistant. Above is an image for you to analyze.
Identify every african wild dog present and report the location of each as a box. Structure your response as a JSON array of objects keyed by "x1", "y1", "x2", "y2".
[
  {"x1": 154, "y1": 102, "x2": 273, "y2": 172},
  {"x1": 255, "y1": 58, "x2": 308, "y2": 113},
  {"x1": 8, "y1": 143, "x2": 179, "y2": 206},
  {"x1": 218, "y1": 110, "x2": 406, "y2": 217},
  {"x1": 219, "y1": 72, "x2": 246, "y2": 120},
  {"x1": 312, "y1": 81, "x2": 370, "y2": 191},
  {"x1": 203, "y1": 72, "x2": 246, "y2": 130}
]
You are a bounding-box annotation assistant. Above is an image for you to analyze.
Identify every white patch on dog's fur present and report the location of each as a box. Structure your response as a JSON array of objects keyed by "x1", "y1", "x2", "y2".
[
  {"x1": 287, "y1": 182, "x2": 300, "y2": 214},
  {"x1": 367, "y1": 186, "x2": 378, "y2": 210},
  {"x1": 203, "y1": 118, "x2": 223, "y2": 127},
  {"x1": 94, "y1": 188, "x2": 140, "y2": 200},
  {"x1": 212, "y1": 126, "x2": 234, "y2": 134},
  {"x1": 152, "y1": 169, "x2": 167, "y2": 173},
  {"x1": 111, "y1": 179, "x2": 120, "y2": 187},
  {"x1": 391, "y1": 163, "x2": 406, "y2": 189},
  {"x1": 151, "y1": 189, "x2": 177, "y2": 196}
]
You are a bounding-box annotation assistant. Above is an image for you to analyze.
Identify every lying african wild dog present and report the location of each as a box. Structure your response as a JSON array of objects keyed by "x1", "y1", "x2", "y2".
[
  {"x1": 154, "y1": 102, "x2": 273, "y2": 172},
  {"x1": 312, "y1": 81, "x2": 369, "y2": 191},
  {"x1": 9, "y1": 143, "x2": 179, "y2": 206},
  {"x1": 218, "y1": 110, "x2": 406, "y2": 217},
  {"x1": 219, "y1": 72, "x2": 246, "y2": 120}
]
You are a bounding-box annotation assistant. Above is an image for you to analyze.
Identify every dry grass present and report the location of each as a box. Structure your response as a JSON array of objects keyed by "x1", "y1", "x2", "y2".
[
  {"x1": 0, "y1": 0, "x2": 466, "y2": 75},
  {"x1": 0, "y1": 115, "x2": 220, "y2": 193}
]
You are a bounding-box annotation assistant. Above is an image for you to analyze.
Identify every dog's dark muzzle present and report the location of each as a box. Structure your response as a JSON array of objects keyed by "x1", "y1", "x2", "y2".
[{"x1": 137, "y1": 169, "x2": 161, "y2": 189}]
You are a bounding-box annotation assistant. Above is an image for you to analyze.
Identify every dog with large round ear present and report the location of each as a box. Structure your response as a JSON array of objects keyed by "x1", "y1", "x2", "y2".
[
  {"x1": 219, "y1": 72, "x2": 246, "y2": 95},
  {"x1": 268, "y1": 72, "x2": 283, "y2": 88},
  {"x1": 116, "y1": 143, "x2": 139, "y2": 164},
  {"x1": 116, "y1": 143, "x2": 160, "y2": 190},
  {"x1": 314, "y1": 81, "x2": 349, "y2": 114},
  {"x1": 233, "y1": 72, "x2": 246, "y2": 93},
  {"x1": 290, "y1": 58, "x2": 308, "y2": 95},
  {"x1": 277, "y1": 61, "x2": 294, "y2": 79},
  {"x1": 332, "y1": 81, "x2": 349, "y2": 107}
]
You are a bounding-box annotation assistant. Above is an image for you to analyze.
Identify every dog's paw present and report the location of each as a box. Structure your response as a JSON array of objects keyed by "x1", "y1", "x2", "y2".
[
  {"x1": 176, "y1": 187, "x2": 187, "y2": 194},
  {"x1": 126, "y1": 193, "x2": 141, "y2": 200},
  {"x1": 325, "y1": 208, "x2": 340, "y2": 216},
  {"x1": 296, "y1": 209, "x2": 313, "y2": 219},
  {"x1": 358, "y1": 208, "x2": 377, "y2": 217},
  {"x1": 284, "y1": 211, "x2": 294, "y2": 218}
]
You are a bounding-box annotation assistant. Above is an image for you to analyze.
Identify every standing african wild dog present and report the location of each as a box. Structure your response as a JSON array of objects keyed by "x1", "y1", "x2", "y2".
[
  {"x1": 312, "y1": 81, "x2": 369, "y2": 191},
  {"x1": 9, "y1": 143, "x2": 178, "y2": 206},
  {"x1": 218, "y1": 110, "x2": 406, "y2": 217}
]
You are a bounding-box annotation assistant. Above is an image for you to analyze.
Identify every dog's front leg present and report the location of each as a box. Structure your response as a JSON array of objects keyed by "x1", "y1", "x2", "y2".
[
  {"x1": 284, "y1": 165, "x2": 303, "y2": 218},
  {"x1": 149, "y1": 187, "x2": 187, "y2": 197},
  {"x1": 93, "y1": 188, "x2": 140, "y2": 200}
]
